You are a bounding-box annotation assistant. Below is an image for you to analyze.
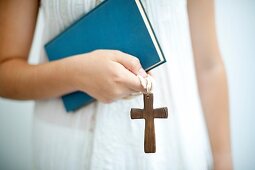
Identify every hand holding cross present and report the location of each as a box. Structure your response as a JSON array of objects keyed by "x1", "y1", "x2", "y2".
[{"x1": 130, "y1": 93, "x2": 168, "y2": 153}]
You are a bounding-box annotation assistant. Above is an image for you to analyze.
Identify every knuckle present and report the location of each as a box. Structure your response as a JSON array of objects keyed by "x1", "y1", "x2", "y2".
[
  {"x1": 111, "y1": 69, "x2": 124, "y2": 83},
  {"x1": 91, "y1": 49, "x2": 103, "y2": 56},
  {"x1": 112, "y1": 50, "x2": 122, "y2": 55},
  {"x1": 133, "y1": 57, "x2": 140, "y2": 63},
  {"x1": 105, "y1": 50, "x2": 121, "y2": 60},
  {"x1": 130, "y1": 57, "x2": 141, "y2": 69}
]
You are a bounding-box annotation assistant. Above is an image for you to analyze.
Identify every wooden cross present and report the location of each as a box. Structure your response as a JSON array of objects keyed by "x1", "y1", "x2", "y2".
[{"x1": 130, "y1": 93, "x2": 168, "y2": 153}]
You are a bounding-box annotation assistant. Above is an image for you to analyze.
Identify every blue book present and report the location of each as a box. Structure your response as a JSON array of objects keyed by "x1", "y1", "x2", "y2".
[{"x1": 45, "y1": 0, "x2": 166, "y2": 112}]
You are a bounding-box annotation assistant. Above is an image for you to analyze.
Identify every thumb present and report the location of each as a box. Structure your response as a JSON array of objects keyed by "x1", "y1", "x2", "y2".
[{"x1": 113, "y1": 51, "x2": 147, "y2": 77}]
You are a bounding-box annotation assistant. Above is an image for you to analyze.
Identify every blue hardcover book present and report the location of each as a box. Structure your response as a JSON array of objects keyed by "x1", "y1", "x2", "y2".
[{"x1": 45, "y1": 0, "x2": 166, "y2": 112}]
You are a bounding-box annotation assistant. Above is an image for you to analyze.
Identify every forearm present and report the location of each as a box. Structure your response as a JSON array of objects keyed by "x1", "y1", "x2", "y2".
[
  {"x1": 197, "y1": 62, "x2": 232, "y2": 169},
  {"x1": 0, "y1": 57, "x2": 77, "y2": 100},
  {"x1": 187, "y1": 0, "x2": 232, "y2": 168}
]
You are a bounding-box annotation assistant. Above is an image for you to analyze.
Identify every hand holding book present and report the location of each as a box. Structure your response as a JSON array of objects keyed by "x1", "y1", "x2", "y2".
[{"x1": 67, "y1": 49, "x2": 147, "y2": 103}]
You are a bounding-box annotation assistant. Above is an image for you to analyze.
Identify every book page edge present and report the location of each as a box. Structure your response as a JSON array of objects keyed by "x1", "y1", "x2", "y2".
[{"x1": 134, "y1": 0, "x2": 165, "y2": 68}]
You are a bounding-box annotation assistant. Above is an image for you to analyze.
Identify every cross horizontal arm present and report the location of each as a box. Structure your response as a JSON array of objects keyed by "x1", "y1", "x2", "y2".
[
  {"x1": 130, "y1": 108, "x2": 144, "y2": 119},
  {"x1": 153, "y1": 107, "x2": 168, "y2": 118}
]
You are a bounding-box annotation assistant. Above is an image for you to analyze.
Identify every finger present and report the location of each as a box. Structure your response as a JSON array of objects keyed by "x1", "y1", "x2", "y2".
[
  {"x1": 148, "y1": 71, "x2": 153, "y2": 77},
  {"x1": 112, "y1": 50, "x2": 147, "y2": 77},
  {"x1": 121, "y1": 68, "x2": 146, "y2": 92}
]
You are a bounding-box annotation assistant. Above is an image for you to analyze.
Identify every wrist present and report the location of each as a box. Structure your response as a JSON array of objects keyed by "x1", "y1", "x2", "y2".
[
  {"x1": 64, "y1": 54, "x2": 89, "y2": 92},
  {"x1": 56, "y1": 56, "x2": 81, "y2": 93}
]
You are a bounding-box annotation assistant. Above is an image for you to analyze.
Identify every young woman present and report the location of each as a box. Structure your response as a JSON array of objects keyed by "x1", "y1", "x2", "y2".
[{"x1": 0, "y1": 0, "x2": 232, "y2": 169}]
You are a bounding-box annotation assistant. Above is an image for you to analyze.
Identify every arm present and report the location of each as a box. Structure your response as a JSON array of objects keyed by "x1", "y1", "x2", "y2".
[
  {"x1": 187, "y1": 0, "x2": 232, "y2": 169},
  {"x1": 0, "y1": 0, "x2": 80, "y2": 99},
  {"x1": 0, "y1": 0, "x2": 146, "y2": 103}
]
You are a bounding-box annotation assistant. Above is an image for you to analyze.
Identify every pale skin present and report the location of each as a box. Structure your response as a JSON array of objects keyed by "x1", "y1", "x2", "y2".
[{"x1": 0, "y1": 0, "x2": 232, "y2": 169}]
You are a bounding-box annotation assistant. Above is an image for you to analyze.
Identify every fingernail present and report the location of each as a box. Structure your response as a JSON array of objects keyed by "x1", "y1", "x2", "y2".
[{"x1": 138, "y1": 68, "x2": 147, "y2": 78}]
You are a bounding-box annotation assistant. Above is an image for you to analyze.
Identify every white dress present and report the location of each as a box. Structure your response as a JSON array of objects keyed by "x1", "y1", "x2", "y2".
[{"x1": 33, "y1": 0, "x2": 212, "y2": 169}]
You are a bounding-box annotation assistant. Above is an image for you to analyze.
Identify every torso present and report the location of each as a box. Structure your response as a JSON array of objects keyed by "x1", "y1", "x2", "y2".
[{"x1": 33, "y1": 0, "x2": 212, "y2": 169}]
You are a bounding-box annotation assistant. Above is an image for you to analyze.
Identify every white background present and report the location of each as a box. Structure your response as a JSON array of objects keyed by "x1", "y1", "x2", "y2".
[{"x1": 0, "y1": 0, "x2": 254, "y2": 169}]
